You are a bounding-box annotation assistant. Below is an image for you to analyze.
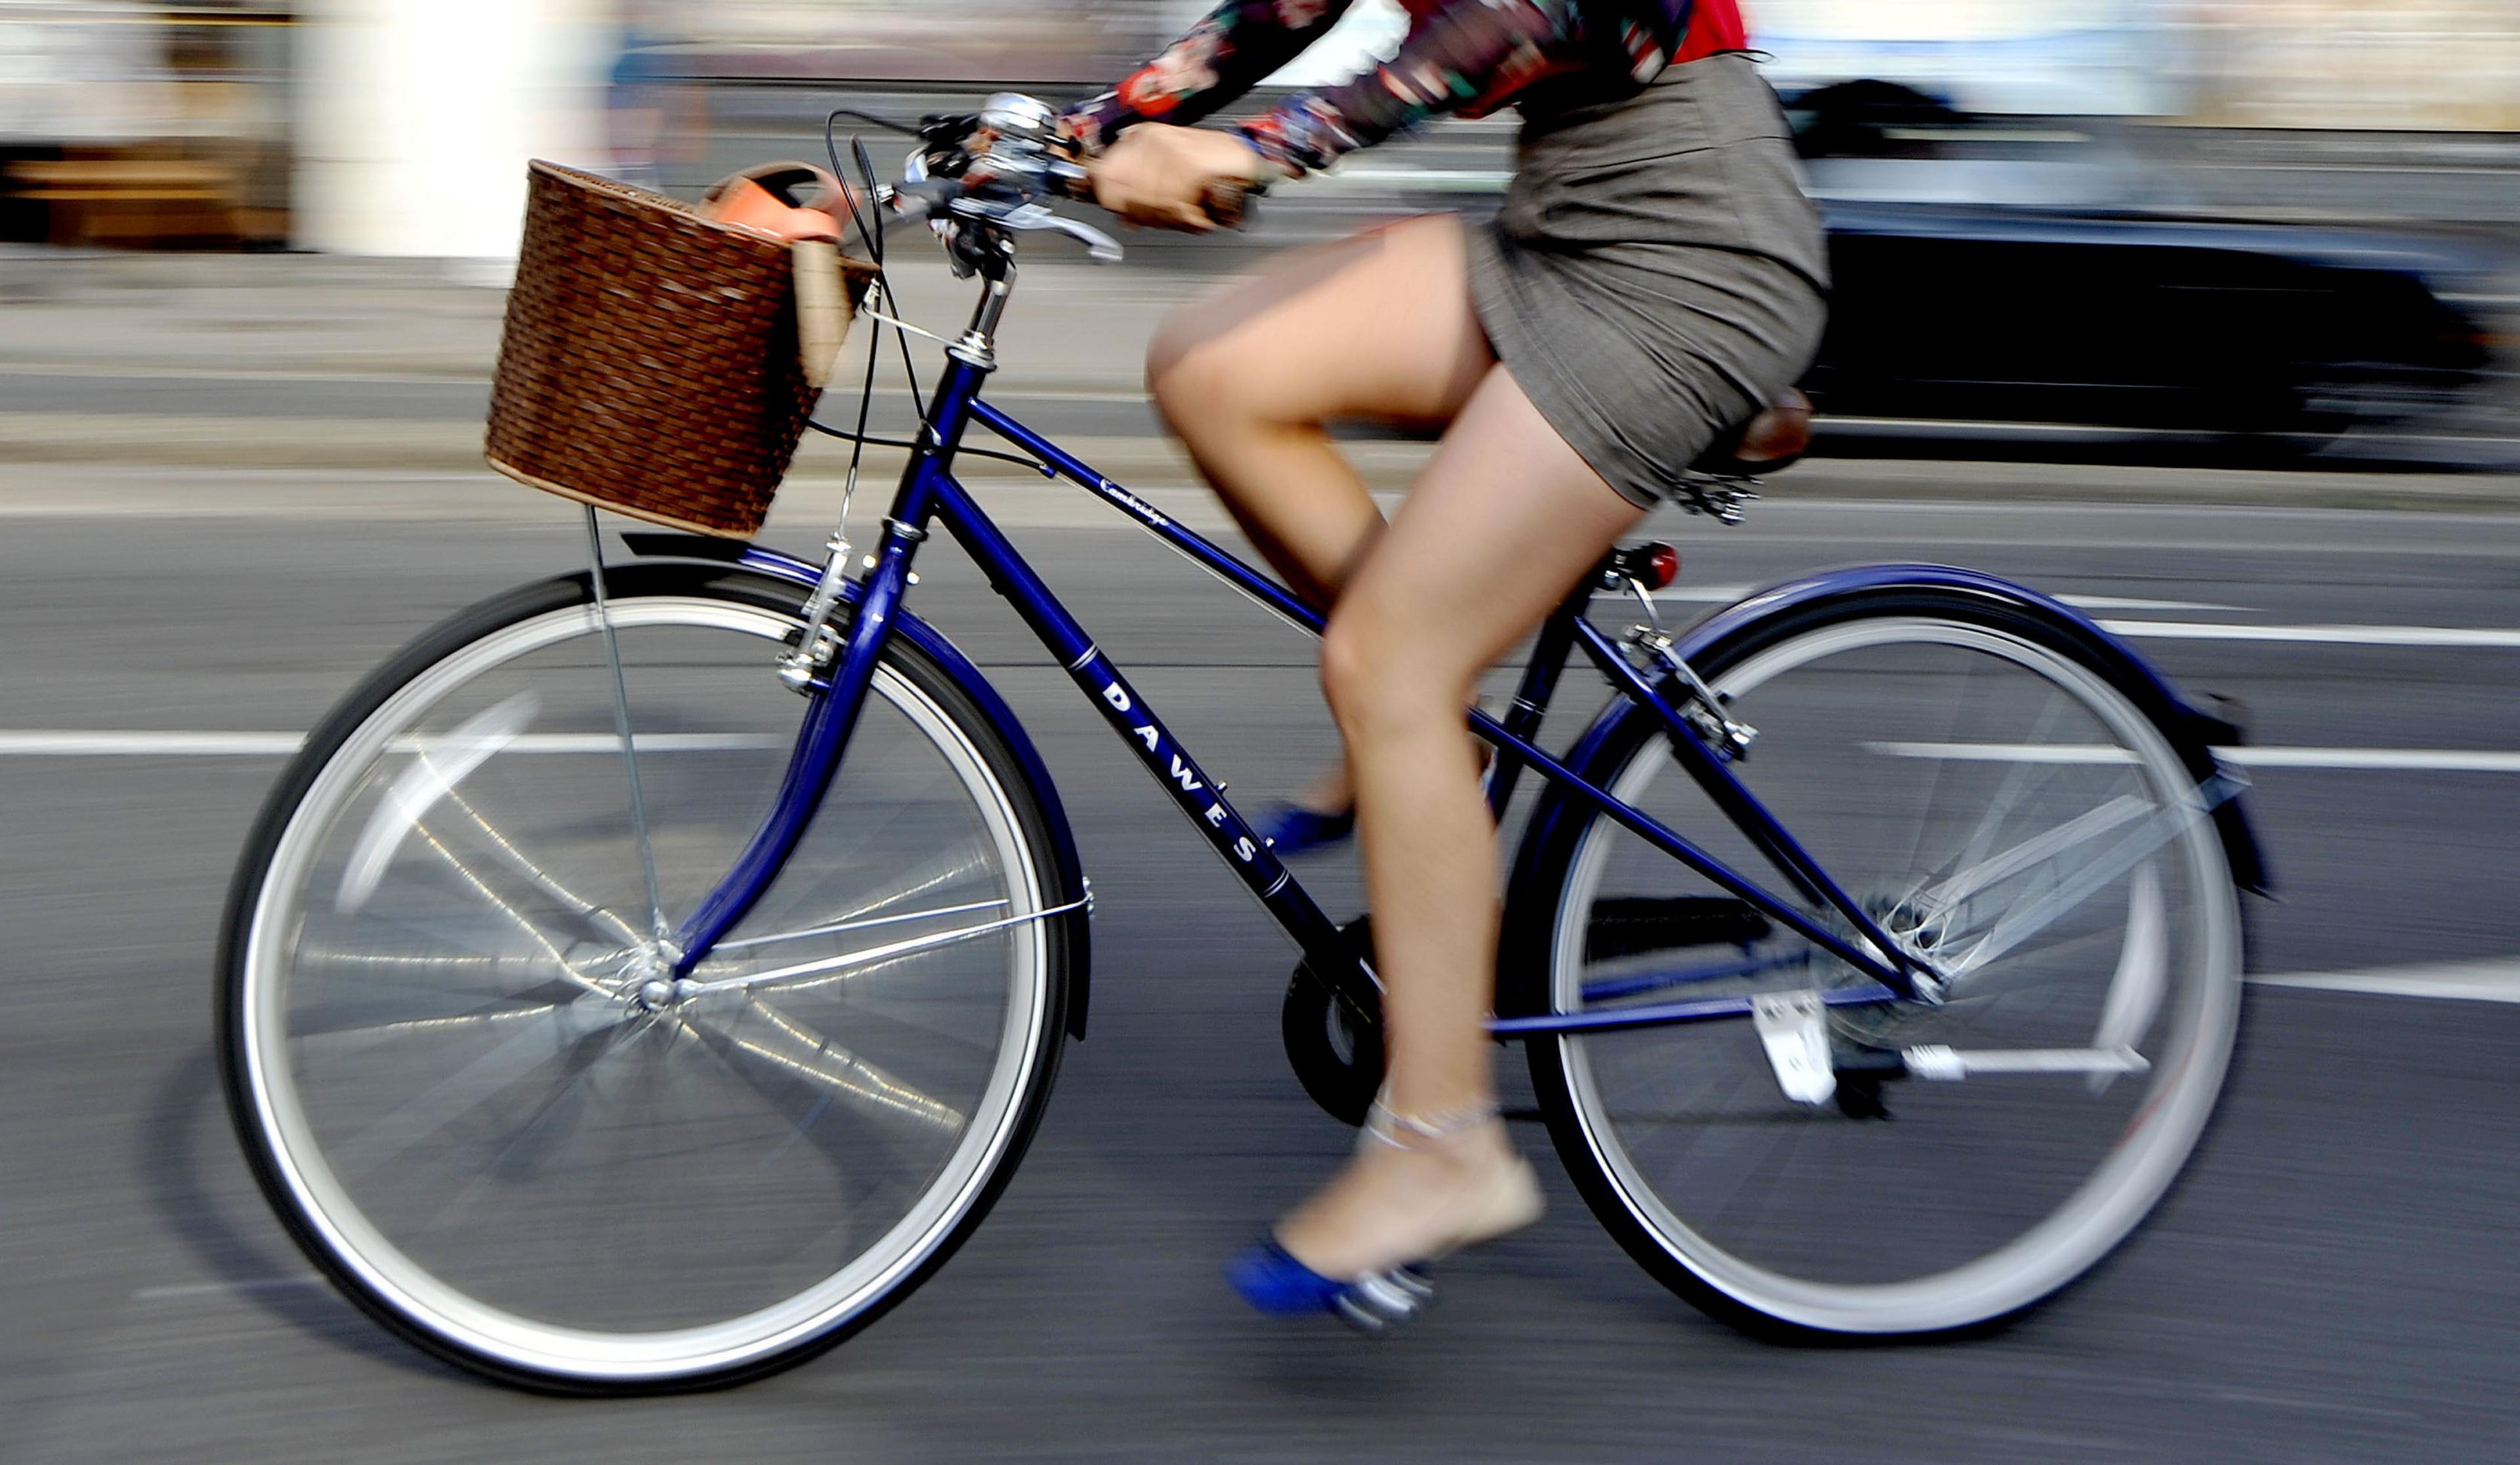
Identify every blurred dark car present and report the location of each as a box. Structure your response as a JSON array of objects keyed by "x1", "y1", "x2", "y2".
[{"x1": 1789, "y1": 83, "x2": 2500, "y2": 451}]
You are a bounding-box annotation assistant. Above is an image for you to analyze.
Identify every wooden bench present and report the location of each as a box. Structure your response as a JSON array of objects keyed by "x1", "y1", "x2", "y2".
[{"x1": 8, "y1": 159, "x2": 246, "y2": 247}]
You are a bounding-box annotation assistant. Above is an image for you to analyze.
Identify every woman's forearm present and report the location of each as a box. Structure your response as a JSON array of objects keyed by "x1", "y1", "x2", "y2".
[
  {"x1": 1239, "y1": 0, "x2": 1578, "y2": 175},
  {"x1": 1065, "y1": 1, "x2": 1356, "y2": 155}
]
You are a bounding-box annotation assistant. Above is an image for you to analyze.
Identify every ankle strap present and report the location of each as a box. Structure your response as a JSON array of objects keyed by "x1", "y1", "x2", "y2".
[{"x1": 1363, "y1": 1097, "x2": 1499, "y2": 1151}]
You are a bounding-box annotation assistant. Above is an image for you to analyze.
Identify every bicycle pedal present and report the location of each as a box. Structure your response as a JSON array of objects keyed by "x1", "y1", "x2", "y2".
[{"x1": 1750, "y1": 991, "x2": 1836, "y2": 1107}]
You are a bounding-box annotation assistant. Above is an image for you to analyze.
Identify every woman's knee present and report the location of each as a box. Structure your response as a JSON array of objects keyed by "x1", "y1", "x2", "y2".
[
  {"x1": 1320, "y1": 598, "x2": 1469, "y2": 741},
  {"x1": 1144, "y1": 308, "x2": 1243, "y2": 431}
]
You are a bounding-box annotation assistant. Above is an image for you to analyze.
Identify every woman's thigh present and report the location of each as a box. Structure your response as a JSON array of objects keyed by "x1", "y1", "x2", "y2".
[
  {"x1": 1324, "y1": 363, "x2": 1647, "y2": 714},
  {"x1": 1148, "y1": 213, "x2": 1494, "y2": 430}
]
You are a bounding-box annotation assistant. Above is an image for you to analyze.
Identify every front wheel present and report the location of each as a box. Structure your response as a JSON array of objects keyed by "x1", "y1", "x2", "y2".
[
  {"x1": 1507, "y1": 588, "x2": 2245, "y2": 1339},
  {"x1": 219, "y1": 564, "x2": 1078, "y2": 1392}
]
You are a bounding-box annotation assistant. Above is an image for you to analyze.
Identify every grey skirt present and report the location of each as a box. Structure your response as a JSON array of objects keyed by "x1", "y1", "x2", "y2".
[{"x1": 1467, "y1": 52, "x2": 1830, "y2": 509}]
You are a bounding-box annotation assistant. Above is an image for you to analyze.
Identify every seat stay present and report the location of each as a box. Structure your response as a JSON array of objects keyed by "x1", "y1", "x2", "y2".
[
  {"x1": 1484, "y1": 585, "x2": 1589, "y2": 821},
  {"x1": 1568, "y1": 617, "x2": 1937, "y2": 994}
]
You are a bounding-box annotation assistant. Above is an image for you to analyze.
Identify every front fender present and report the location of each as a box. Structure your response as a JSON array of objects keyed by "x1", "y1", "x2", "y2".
[{"x1": 623, "y1": 533, "x2": 1097, "y2": 1039}]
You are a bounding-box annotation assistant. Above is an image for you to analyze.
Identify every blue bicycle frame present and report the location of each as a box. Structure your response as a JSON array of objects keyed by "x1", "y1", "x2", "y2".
[{"x1": 653, "y1": 348, "x2": 1939, "y2": 1038}]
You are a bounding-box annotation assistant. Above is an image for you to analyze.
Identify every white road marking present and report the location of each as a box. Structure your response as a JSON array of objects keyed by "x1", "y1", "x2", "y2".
[
  {"x1": 2099, "y1": 621, "x2": 2520, "y2": 648},
  {"x1": 1866, "y1": 743, "x2": 2520, "y2": 773},
  {"x1": 2252, "y1": 959, "x2": 2520, "y2": 1005},
  {"x1": 2063, "y1": 596, "x2": 2246, "y2": 613},
  {"x1": 134, "y1": 1275, "x2": 325, "y2": 1303},
  {"x1": 1324, "y1": 167, "x2": 1515, "y2": 190},
  {"x1": 0, "y1": 732, "x2": 302, "y2": 757},
  {"x1": 0, "y1": 363, "x2": 472, "y2": 386},
  {"x1": 0, "y1": 732, "x2": 779, "y2": 758}
]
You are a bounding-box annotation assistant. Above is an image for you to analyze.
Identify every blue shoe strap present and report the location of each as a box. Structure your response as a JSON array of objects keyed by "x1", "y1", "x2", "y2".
[
  {"x1": 1225, "y1": 1239, "x2": 1347, "y2": 1317},
  {"x1": 1257, "y1": 804, "x2": 1355, "y2": 856}
]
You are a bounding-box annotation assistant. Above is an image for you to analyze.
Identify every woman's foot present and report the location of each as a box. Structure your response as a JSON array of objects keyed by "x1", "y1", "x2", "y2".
[
  {"x1": 1227, "y1": 1101, "x2": 1544, "y2": 1329},
  {"x1": 1253, "y1": 800, "x2": 1356, "y2": 857},
  {"x1": 1252, "y1": 737, "x2": 1490, "y2": 860}
]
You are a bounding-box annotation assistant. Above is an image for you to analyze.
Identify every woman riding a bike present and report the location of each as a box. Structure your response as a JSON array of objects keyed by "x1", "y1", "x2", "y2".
[{"x1": 1064, "y1": 0, "x2": 1830, "y2": 1323}]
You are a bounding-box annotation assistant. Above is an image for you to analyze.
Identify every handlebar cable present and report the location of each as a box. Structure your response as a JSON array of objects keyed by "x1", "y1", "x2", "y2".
[
  {"x1": 824, "y1": 107, "x2": 923, "y2": 140},
  {"x1": 805, "y1": 119, "x2": 1053, "y2": 503}
]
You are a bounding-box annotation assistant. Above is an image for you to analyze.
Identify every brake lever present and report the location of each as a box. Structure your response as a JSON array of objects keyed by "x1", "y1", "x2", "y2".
[{"x1": 948, "y1": 197, "x2": 1124, "y2": 265}]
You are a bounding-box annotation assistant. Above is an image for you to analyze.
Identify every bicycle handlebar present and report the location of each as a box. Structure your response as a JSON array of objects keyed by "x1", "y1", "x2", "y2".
[{"x1": 875, "y1": 93, "x2": 1264, "y2": 267}]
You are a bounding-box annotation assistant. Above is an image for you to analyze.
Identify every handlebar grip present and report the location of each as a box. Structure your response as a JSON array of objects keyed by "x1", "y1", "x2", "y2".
[{"x1": 1203, "y1": 178, "x2": 1259, "y2": 232}]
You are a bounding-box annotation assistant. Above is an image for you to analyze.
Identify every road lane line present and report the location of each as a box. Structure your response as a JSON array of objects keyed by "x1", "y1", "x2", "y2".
[
  {"x1": 0, "y1": 732, "x2": 780, "y2": 757},
  {"x1": 135, "y1": 1275, "x2": 325, "y2": 1303},
  {"x1": 1866, "y1": 743, "x2": 2520, "y2": 772},
  {"x1": 2059, "y1": 596, "x2": 2245, "y2": 613},
  {"x1": 2099, "y1": 621, "x2": 2520, "y2": 648},
  {"x1": 2252, "y1": 959, "x2": 2520, "y2": 1005},
  {"x1": 0, "y1": 732, "x2": 303, "y2": 756}
]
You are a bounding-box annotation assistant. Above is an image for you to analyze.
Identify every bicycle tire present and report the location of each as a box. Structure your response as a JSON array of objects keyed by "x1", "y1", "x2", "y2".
[
  {"x1": 1502, "y1": 583, "x2": 2247, "y2": 1340},
  {"x1": 218, "y1": 563, "x2": 1080, "y2": 1393}
]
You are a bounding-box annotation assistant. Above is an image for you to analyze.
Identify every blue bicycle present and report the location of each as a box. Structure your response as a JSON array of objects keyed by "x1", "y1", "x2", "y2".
[{"x1": 219, "y1": 101, "x2": 2264, "y2": 1393}]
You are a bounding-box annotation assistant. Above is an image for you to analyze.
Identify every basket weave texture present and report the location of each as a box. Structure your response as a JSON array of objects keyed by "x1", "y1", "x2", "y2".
[{"x1": 487, "y1": 161, "x2": 874, "y2": 539}]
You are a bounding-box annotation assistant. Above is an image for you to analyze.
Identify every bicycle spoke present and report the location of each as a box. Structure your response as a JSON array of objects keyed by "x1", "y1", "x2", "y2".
[
  {"x1": 427, "y1": 780, "x2": 646, "y2": 950},
  {"x1": 672, "y1": 995, "x2": 965, "y2": 1134},
  {"x1": 390, "y1": 1016, "x2": 669, "y2": 1245},
  {"x1": 712, "y1": 898, "x2": 1009, "y2": 956},
  {"x1": 688, "y1": 906, "x2": 1051, "y2": 999},
  {"x1": 324, "y1": 997, "x2": 625, "y2": 1182},
  {"x1": 293, "y1": 997, "x2": 576, "y2": 1054},
  {"x1": 1894, "y1": 647, "x2": 1983, "y2": 879},
  {"x1": 337, "y1": 692, "x2": 542, "y2": 915},
  {"x1": 742, "y1": 841, "x2": 999, "y2": 943},
  {"x1": 384, "y1": 817, "x2": 618, "y2": 996},
  {"x1": 1921, "y1": 793, "x2": 2151, "y2": 914},
  {"x1": 1947, "y1": 797, "x2": 2212, "y2": 980},
  {"x1": 1932, "y1": 688, "x2": 2074, "y2": 894},
  {"x1": 297, "y1": 905, "x2": 591, "y2": 995}
]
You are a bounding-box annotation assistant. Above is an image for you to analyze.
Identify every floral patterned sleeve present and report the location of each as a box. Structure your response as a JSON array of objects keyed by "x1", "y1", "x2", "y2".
[
  {"x1": 1068, "y1": 1, "x2": 1588, "y2": 180},
  {"x1": 1244, "y1": 1, "x2": 1581, "y2": 176},
  {"x1": 1063, "y1": 1, "x2": 1356, "y2": 157}
]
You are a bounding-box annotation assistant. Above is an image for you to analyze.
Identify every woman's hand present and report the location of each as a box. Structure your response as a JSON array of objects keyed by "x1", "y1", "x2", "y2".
[{"x1": 1089, "y1": 124, "x2": 1272, "y2": 233}]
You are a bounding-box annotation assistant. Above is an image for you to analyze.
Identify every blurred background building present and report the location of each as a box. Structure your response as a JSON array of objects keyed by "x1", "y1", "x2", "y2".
[
  {"x1": 2, "y1": 1, "x2": 2519, "y2": 254},
  {"x1": 0, "y1": 1, "x2": 292, "y2": 247}
]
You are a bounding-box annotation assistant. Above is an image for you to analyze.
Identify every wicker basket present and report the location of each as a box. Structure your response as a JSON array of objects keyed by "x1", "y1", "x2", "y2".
[{"x1": 486, "y1": 161, "x2": 877, "y2": 539}]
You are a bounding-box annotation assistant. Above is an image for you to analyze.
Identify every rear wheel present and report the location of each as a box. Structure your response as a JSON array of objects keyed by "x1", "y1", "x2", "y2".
[
  {"x1": 1511, "y1": 590, "x2": 2244, "y2": 1338},
  {"x1": 219, "y1": 566, "x2": 1078, "y2": 1392}
]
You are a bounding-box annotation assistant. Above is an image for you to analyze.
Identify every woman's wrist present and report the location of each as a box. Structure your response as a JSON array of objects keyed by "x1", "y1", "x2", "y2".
[{"x1": 1228, "y1": 127, "x2": 1301, "y2": 182}]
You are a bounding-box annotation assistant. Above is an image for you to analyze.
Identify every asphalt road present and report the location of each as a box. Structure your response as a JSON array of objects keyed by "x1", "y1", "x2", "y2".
[{"x1": 3, "y1": 485, "x2": 2518, "y2": 1460}]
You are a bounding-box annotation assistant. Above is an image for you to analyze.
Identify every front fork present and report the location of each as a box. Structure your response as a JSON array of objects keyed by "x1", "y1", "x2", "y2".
[{"x1": 666, "y1": 362, "x2": 987, "y2": 978}]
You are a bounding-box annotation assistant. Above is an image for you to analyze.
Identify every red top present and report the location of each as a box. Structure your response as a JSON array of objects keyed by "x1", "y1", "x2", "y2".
[{"x1": 1068, "y1": 1, "x2": 1754, "y2": 176}]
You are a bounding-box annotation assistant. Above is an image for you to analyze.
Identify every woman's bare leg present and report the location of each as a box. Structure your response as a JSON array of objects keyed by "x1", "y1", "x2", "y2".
[
  {"x1": 1276, "y1": 364, "x2": 1648, "y2": 1278},
  {"x1": 1147, "y1": 214, "x2": 1491, "y2": 604},
  {"x1": 1148, "y1": 215, "x2": 1490, "y2": 815}
]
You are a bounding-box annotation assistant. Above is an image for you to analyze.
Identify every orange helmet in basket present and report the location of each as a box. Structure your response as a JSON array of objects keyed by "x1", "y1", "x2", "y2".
[{"x1": 700, "y1": 162, "x2": 857, "y2": 244}]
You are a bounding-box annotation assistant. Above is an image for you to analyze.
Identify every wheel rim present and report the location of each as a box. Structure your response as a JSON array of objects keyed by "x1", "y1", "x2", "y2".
[
  {"x1": 1552, "y1": 615, "x2": 2240, "y2": 1334},
  {"x1": 239, "y1": 597, "x2": 1052, "y2": 1382}
]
